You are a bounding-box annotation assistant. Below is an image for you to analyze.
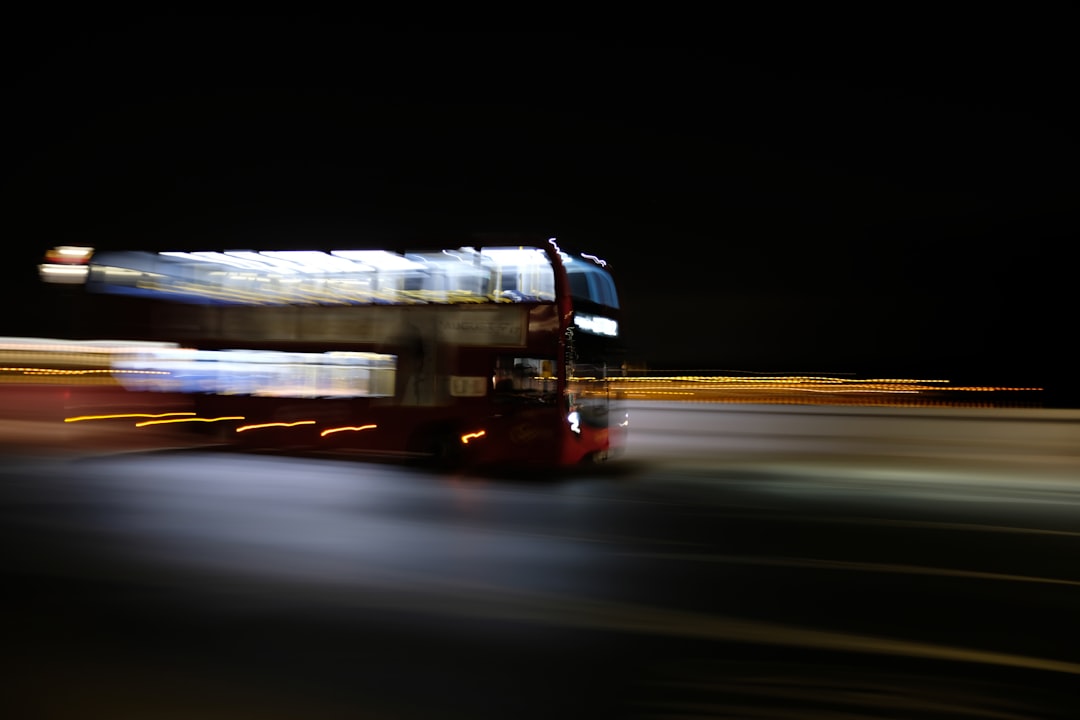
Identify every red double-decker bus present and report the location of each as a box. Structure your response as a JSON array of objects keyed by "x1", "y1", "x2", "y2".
[{"x1": 40, "y1": 235, "x2": 628, "y2": 469}]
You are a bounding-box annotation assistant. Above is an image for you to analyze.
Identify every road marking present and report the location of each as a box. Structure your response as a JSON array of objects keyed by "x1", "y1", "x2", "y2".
[
  {"x1": 301, "y1": 575, "x2": 1080, "y2": 677},
  {"x1": 622, "y1": 551, "x2": 1080, "y2": 587}
]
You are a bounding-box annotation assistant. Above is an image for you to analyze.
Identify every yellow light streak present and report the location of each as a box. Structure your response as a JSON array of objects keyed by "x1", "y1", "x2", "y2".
[
  {"x1": 236, "y1": 420, "x2": 317, "y2": 432},
  {"x1": 136, "y1": 416, "x2": 245, "y2": 427},
  {"x1": 8, "y1": 368, "x2": 112, "y2": 375},
  {"x1": 320, "y1": 424, "x2": 378, "y2": 437},
  {"x1": 461, "y1": 430, "x2": 486, "y2": 444},
  {"x1": 66, "y1": 412, "x2": 197, "y2": 423}
]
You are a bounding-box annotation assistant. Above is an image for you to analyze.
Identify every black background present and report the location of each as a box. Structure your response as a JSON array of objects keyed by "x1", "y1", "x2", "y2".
[{"x1": 4, "y1": 16, "x2": 1078, "y2": 402}]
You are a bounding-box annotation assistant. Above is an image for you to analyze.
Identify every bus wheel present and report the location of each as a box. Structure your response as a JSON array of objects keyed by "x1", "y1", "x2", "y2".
[
  {"x1": 416, "y1": 427, "x2": 465, "y2": 471},
  {"x1": 434, "y1": 437, "x2": 465, "y2": 470},
  {"x1": 582, "y1": 450, "x2": 609, "y2": 465}
]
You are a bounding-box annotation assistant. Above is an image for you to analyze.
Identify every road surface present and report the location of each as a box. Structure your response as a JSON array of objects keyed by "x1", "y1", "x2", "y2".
[{"x1": 3, "y1": 402, "x2": 1080, "y2": 718}]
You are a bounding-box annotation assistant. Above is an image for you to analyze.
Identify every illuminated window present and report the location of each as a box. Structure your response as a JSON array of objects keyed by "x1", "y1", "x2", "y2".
[{"x1": 492, "y1": 356, "x2": 557, "y2": 404}]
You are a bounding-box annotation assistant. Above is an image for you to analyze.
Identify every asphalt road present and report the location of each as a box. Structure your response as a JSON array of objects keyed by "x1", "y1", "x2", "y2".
[{"x1": 4, "y1": 423, "x2": 1080, "y2": 718}]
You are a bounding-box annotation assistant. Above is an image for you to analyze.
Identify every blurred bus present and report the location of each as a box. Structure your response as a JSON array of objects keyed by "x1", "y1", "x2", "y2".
[{"x1": 39, "y1": 236, "x2": 628, "y2": 469}]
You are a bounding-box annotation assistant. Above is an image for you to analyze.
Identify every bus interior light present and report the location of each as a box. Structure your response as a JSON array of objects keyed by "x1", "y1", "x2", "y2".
[{"x1": 39, "y1": 264, "x2": 90, "y2": 283}]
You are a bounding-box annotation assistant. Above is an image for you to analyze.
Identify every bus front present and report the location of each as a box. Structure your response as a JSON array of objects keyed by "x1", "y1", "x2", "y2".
[{"x1": 552, "y1": 244, "x2": 628, "y2": 465}]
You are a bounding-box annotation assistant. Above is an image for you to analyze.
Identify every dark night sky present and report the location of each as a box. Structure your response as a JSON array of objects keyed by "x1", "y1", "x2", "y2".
[{"x1": 4, "y1": 17, "x2": 1079, "y2": 401}]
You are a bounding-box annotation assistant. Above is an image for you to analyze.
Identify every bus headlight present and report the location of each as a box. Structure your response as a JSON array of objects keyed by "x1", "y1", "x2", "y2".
[{"x1": 567, "y1": 410, "x2": 581, "y2": 435}]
